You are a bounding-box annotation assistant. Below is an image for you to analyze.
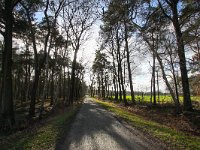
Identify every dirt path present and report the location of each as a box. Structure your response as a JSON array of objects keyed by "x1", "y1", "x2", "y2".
[{"x1": 58, "y1": 97, "x2": 167, "y2": 150}]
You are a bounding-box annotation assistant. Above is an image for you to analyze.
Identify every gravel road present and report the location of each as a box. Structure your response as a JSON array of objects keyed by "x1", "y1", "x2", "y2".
[{"x1": 58, "y1": 97, "x2": 167, "y2": 150}]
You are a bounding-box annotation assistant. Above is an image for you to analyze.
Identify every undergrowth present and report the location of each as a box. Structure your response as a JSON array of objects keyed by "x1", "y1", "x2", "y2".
[{"x1": 0, "y1": 104, "x2": 81, "y2": 150}]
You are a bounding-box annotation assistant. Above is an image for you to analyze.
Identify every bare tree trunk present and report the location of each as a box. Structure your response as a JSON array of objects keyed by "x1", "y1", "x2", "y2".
[
  {"x1": 157, "y1": 70, "x2": 160, "y2": 103},
  {"x1": 124, "y1": 22, "x2": 135, "y2": 104},
  {"x1": 116, "y1": 30, "x2": 127, "y2": 105},
  {"x1": 69, "y1": 49, "x2": 78, "y2": 105},
  {"x1": 39, "y1": 0, "x2": 51, "y2": 118},
  {"x1": 29, "y1": 69, "x2": 39, "y2": 117},
  {"x1": 21, "y1": 4, "x2": 40, "y2": 118},
  {"x1": 63, "y1": 67, "x2": 66, "y2": 102},
  {"x1": 152, "y1": 32, "x2": 156, "y2": 106},
  {"x1": 25, "y1": 48, "x2": 31, "y2": 102},
  {"x1": 1, "y1": 0, "x2": 15, "y2": 126},
  {"x1": 150, "y1": 74, "x2": 153, "y2": 104},
  {"x1": 143, "y1": 33, "x2": 180, "y2": 111},
  {"x1": 111, "y1": 39, "x2": 119, "y2": 101},
  {"x1": 158, "y1": 0, "x2": 192, "y2": 111},
  {"x1": 171, "y1": 2, "x2": 192, "y2": 111},
  {"x1": 50, "y1": 68, "x2": 54, "y2": 106},
  {"x1": 156, "y1": 51, "x2": 180, "y2": 112},
  {"x1": 168, "y1": 48, "x2": 179, "y2": 103}
]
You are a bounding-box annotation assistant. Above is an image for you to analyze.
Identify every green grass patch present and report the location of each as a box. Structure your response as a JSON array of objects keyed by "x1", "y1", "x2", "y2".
[
  {"x1": 0, "y1": 105, "x2": 81, "y2": 150},
  {"x1": 111, "y1": 95, "x2": 200, "y2": 104},
  {"x1": 94, "y1": 99, "x2": 200, "y2": 150}
]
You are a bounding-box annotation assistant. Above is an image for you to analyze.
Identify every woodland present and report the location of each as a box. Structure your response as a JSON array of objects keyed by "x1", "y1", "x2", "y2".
[{"x1": 0, "y1": 0, "x2": 200, "y2": 149}]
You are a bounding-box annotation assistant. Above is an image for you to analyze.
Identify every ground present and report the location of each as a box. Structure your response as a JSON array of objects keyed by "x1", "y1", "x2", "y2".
[{"x1": 58, "y1": 97, "x2": 167, "y2": 150}]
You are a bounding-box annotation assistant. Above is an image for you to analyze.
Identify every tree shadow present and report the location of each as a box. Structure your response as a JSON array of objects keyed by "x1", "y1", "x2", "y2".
[{"x1": 56, "y1": 99, "x2": 151, "y2": 150}]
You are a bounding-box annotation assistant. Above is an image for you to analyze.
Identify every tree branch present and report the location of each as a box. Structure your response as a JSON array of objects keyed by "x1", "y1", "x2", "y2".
[
  {"x1": 12, "y1": 0, "x2": 22, "y2": 8},
  {"x1": 157, "y1": 0, "x2": 173, "y2": 22}
]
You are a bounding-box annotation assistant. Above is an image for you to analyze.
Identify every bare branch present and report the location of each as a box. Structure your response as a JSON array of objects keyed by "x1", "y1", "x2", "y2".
[{"x1": 157, "y1": 0, "x2": 173, "y2": 22}]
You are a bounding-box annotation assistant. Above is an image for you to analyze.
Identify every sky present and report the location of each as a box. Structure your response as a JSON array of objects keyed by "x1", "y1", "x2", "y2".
[
  {"x1": 79, "y1": 21, "x2": 167, "y2": 93},
  {"x1": 32, "y1": 1, "x2": 168, "y2": 93},
  {"x1": 19, "y1": 11, "x2": 169, "y2": 93},
  {"x1": 0, "y1": 4, "x2": 167, "y2": 93}
]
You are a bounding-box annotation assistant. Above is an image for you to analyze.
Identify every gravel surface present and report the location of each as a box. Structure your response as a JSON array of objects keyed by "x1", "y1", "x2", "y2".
[{"x1": 58, "y1": 97, "x2": 167, "y2": 150}]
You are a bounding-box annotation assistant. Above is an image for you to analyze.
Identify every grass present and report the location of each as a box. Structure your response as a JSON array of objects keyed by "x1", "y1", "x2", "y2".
[
  {"x1": 0, "y1": 104, "x2": 81, "y2": 150},
  {"x1": 94, "y1": 99, "x2": 200, "y2": 150},
  {"x1": 129, "y1": 95, "x2": 200, "y2": 110},
  {"x1": 111, "y1": 95, "x2": 200, "y2": 104}
]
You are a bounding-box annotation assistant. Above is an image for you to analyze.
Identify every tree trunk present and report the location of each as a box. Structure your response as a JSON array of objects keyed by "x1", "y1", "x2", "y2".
[
  {"x1": 150, "y1": 74, "x2": 153, "y2": 104},
  {"x1": 111, "y1": 39, "x2": 119, "y2": 101},
  {"x1": 63, "y1": 67, "x2": 66, "y2": 101},
  {"x1": 29, "y1": 68, "x2": 40, "y2": 117},
  {"x1": 116, "y1": 30, "x2": 127, "y2": 105},
  {"x1": 156, "y1": 50, "x2": 180, "y2": 112},
  {"x1": 22, "y1": 5, "x2": 40, "y2": 118},
  {"x1": 157, "y1": 70, "x2": 160, "y2": 102},
  {"x1": 152, "y1": 32, "x2": 156, "y2": 106},
  {"x1": 171, "y1": 3, "x2": 192, "y2": 111},
  {"x1": 124, "y1": 22, "x2": 135, "y2": 104},
  {"x1": 69, "y1": 49, "x2": 78, "y2": 105},
  {"x1": 143, "y1": 34, "x2": 180, "y2": 111},
  {"x1": 1, "y1": 0, "x2": 15, "y2": 126},
  {"x1": 50, "y1": 68, "x2": 54, "y2": 106},
  {"x1": 169, "y1": 48, "x2": 180, "y2": 103}
]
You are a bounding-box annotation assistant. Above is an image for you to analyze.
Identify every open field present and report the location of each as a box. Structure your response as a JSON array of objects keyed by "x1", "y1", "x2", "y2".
[
  {"x1": 108, "y1": 95, "x2": 200, "y2": 109},
  {"x1": 125, "y1": 95, "x2": 200, "y2": 103}
]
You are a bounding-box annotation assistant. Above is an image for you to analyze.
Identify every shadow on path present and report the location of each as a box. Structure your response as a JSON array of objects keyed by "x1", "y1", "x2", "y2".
[{"x1": 56, "y1": 98, "x2": 165, "y2": 150}]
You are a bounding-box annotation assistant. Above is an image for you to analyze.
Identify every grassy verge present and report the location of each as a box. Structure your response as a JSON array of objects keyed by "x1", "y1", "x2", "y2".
[
  {"x1": 0, "y1": 104, "x2": 81, "y2": 150},
  {"x1": 94, "y1": 99, "x2": 200, "y2": 150}
]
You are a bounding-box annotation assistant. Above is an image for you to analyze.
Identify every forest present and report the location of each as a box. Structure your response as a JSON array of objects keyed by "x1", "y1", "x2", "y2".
[
  {"x1": 0, "y1": 0, "x2": 95, "y2": 128},
  {"x1": 91, "y1": 0, "x2": 200, "y2": 112},
  {"x1": 0, "y1": 0, "x2": 200, "y2": 149}
]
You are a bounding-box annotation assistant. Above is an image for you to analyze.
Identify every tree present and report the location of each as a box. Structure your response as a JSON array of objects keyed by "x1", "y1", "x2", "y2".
[
  {"x1": 62, "y1": 0, "x2": 98, "y2": 104},
  {"x1": 92, "y1": 50, "x2": 110, "y2": 98},
  {"x1": 20, "y1": 0, "x2": 48, "y2": 118},
  {"x1": 1, "y1": 0, "x2": 22, "y2": 127},
  {"x1": 158, "y1": 0, "x2": 194, "y2": 111}
]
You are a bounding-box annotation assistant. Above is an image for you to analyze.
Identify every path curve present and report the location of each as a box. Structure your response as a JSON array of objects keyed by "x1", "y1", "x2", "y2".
[{"x1": 58, "y1": 97, "x2": 167, "y2": 150}]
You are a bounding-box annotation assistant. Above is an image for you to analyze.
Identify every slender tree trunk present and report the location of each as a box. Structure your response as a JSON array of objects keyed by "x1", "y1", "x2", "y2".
[
  {"x1": 69, "y1": 49, "x2": 78, "y2": 105},
  {"x1": 169, "y1": 48, "x2": 180, "y2": 103},
  {"x1": 117, "y1": 67, "x2": 122, "y2": 101},
  {"x1": 24, "y1": 44, "x2": 29, "y2": 102},
  {"x1": 111, "y1": 39, "x2": 119, "y2": 101},
  {"x1": 39, "y1": 0, "x2": 51, "y2": 118},
  {"x1": 22, "y1": 5, "x2": 40, "y2": 118},
  {"x1": 97, "y1": 75, "x2": 101, "y2": 97},
  {"x1": 171, "y1": 3, "x2": 192, "y2": 111},
  {"x1": 143, "y1": 34, "x2": 180, "y2": 111},
  {"x1": 152, "y1": 32, "x2": 156, "y2": 106},
  {"x1": 50, "y1": 68, "x2": 54, "y2": 106},
  {"x1": 124, "y1": 22, "x2": 135, "y2": 104},
  {"x1": 150, "y1": 69, "x2": 153, "y2": 104},
  {"x1": 156, "y1": 50, "x2": 180, "y2": 112},
  {"x1": 25, "y1": 49, "x2": 31, "y2": 102},
  {"x1": 63, "y1": 67, "x2": 66, "y2": 102},
  {"x1": 29, "y1": 68, "x2": 39, "y2": 117},
  {"x1": 116, "y1": 30, "x2": 127, "y2": 105},
  {"x1": 157, "y1": 70, "x2": 160, "y2": 102},
  {"x1": 58, "y1": 73, "x2": 62, "y2": 98}
]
